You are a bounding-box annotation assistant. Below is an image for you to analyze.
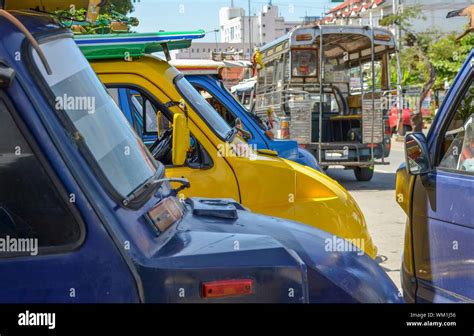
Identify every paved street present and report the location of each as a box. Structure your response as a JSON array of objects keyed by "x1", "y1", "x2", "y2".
[{"x1": 326, "y1": 139, "x2": 407, "y2": 289}]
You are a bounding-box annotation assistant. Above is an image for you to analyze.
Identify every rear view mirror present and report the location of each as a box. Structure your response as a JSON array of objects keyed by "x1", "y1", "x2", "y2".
[
  {"x1": 405, "y1": 133, "x2": 431, "y2": 176},
  {"x1": 172, "y1": 113, "x2": 190, "y2": 166},
  {"x1": 0, "y1": 63, "x2": 15, "y2": 89}
]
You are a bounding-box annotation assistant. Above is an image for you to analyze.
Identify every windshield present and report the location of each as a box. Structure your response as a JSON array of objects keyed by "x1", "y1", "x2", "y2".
[
  {"x1": 219, "y1": 81, "x2": 268, "y2": 132},
  {"x1": 33, "y1": 37, "x2": 158, "y2": 198},
  {"x1": 175, "y1": 76, "x2": 232, "y2": 139}
]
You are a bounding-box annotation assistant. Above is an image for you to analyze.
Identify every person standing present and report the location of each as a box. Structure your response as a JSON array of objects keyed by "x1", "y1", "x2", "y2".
[{"x1": 399, "y1": 104, "x2": 413, "y2": 135}]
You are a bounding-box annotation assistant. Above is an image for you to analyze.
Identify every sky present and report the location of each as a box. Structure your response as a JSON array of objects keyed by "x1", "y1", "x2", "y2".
[{"x1": 131, "y1": 0, "x2": 337, "y2": 41}]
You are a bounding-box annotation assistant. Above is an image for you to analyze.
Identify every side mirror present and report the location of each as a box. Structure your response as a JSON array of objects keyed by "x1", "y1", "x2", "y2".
[
  {"x1": 0, "y1": 64, "x2": 15, "y2": 89},
  {"x1": 172, "y1": 113, "x2": 190, "y2": 166},
  {"x1": 405, "y1": 133, "x2": 431, "y2": 176},
  {"x1": 257, "y1": 149, "x2": 278, "y2": 156},
  {"x1": 235, "y1": 118, "x2": 252, "y2": 141}
]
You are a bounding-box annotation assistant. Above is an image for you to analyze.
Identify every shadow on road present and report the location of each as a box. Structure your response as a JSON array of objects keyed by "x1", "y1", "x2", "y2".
[{"x1": 326, "y1": 169, "x2": 397, "y2": 192}]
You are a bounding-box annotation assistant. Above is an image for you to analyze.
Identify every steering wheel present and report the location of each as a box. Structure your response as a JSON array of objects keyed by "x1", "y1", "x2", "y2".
[{"x1": 149, "y1": 128, "x2": 173, "y2": 164}]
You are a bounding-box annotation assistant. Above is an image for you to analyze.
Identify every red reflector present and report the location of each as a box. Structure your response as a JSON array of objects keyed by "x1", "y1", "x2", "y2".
[
  {"x1": 202, "y1": 279, "x2": 253, "y2": 299},
  {"x1": 367, "y1": 143, "x2": 377, "y2": 148},
  {"x1": 299, "y1": 144, "x2": 307, "y2": 149}
]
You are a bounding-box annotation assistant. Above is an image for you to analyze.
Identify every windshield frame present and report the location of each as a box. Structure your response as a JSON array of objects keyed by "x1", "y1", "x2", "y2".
[
  {"x1": 216, "y1": 80, "x2": 270, "y2": 134},
  {"x1": 25, "y1": 31, "x2": 164, "y2": 209},
  {"x1": 174, "y1": 73, "x2": 233, "y2": 142}
]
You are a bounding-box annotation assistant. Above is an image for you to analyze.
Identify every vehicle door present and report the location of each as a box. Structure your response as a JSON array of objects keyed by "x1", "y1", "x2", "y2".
[
  {"x1": 0, "y1": 91, "x2": 139, "y2": 303},
  {"x1": 103, "y1": 74, "x2": 240, "y2": 201},
  {"x1": 411, "y1": 60, "x2": 474, "y2": 303}
]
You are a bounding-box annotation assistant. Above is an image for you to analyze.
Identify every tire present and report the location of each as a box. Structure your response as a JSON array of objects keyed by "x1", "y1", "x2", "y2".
[{"x1": 354, "y1": 167, "x2": 374, "y2": 181}]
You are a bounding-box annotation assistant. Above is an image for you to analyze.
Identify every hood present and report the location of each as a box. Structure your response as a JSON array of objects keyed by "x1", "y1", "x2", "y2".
[
  {"x1": 227, "y1": 143, "x2": 377, "y2": 258},
  {"x1": 163, "y1": 198, "x2": 401, "y2": 303}
]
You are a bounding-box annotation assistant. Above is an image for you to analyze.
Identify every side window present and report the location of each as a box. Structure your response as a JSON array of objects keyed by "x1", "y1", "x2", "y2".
[
  {"x1": 144, "y1": 99, "x2": 159, "y2": 134},
  {"x1": 0, "y1": 99, "x2": 82, "y2": 256},
  {"x1": 129, "y1": 92, "x2": 170, "y2": 136},
  {"x1": 120, "y1": 88, "x2": 213, "y2": 169},
  {"x1": 108, "y1": 87, "x2": 120, "y2": 106},
  {"x1": 438, "y1": 80, "x2": 474, "y2": 173},
  {"x1": 194, "y1": 86, "x2": 240, "y2": 128}
]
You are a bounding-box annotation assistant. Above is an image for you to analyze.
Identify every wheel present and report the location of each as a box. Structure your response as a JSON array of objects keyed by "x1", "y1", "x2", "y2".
[{"x1": 354, "y1": 167, "x2": 374, "y2": 181}]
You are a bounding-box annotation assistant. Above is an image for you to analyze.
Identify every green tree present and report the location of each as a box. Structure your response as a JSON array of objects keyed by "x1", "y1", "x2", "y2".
[
  {"x1": 382, "y1": 5, "x2": 474, "y2": 131},
  {"x1": 381, "y1": 5, "x2": 435, "y2": 133},
  {"x1": 54, "y1": 1, "x2": 139, "y2": 34},
  {"x1": 104, "y1": 0, "x2": 134, "y2": 15},
  {"x1": 429, "y1": 32, "x2": 474, "y2": 90}
]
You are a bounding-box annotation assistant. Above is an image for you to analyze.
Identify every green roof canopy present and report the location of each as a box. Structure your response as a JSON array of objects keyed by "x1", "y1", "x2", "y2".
[{"x1": 75, "y1": 30, "x2": 205, "y2": 60}]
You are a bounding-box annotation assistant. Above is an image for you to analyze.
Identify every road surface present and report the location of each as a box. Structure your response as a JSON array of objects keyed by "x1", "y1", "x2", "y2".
[{"x1": 326, "y1": 139, "x2": 407, "y2": 290}]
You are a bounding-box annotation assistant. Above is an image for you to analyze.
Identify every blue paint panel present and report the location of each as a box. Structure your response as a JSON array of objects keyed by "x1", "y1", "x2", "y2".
[
  {"x1": 0, "y1": 14, "x2": 140, "y2": 303},
  {"x1": 404, "y1": 51, "x2": 474, "y2": 303}
]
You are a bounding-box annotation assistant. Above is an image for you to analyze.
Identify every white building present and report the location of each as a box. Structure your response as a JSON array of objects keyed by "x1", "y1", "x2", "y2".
[
  {"x1": 219, "y1": 2, "x2": 300, "y2": 46},
  {"x1": 175, "y1": 2, "x2": 302, "y2": 60},
  {"x1": 319, "y1": 0, "x2": 474, "y2": 34}
]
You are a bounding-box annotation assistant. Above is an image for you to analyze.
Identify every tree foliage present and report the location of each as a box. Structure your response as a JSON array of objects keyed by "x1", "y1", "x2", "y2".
[
  {"x1": 429, "y1": 32, "x2": 474, "y2": 89},
  {"x1": 104, "y1": 0, "x2": 134, "y2": 15},
  {"x1": 54, "y1": 1, "x2": 138, "y2": 34},
  {"x1": 381, "y1": 5, "x2": 431, "y2": 88},
  {"x1": 382, "y1": 5, "x2": 474, "y2": 90}
]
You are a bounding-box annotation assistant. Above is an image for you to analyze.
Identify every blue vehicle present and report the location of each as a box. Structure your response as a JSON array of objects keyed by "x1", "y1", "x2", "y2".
[
  {"x1": 0, "y1": 7, "x2": 402, "y2": 303},
  {"x1": 119, "y1": 58, "x2": 321, "y2": 171},
  {"x1": 397, "y1": 50, "x2": 474, "y2": 303}
]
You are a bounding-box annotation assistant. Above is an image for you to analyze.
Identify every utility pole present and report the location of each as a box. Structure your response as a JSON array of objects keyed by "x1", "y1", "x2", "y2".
[
  {"x1": 248, "y1": 0, "x2": 252, "y2": 58},
  {"x1": 393, "y1": 0, "x2": 404, "y2": 138}
]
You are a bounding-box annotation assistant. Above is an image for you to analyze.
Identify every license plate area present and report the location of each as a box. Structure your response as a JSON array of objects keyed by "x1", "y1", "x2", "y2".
[{"x1": 324, "y1": 149, "x2": 349, "y2": 161}]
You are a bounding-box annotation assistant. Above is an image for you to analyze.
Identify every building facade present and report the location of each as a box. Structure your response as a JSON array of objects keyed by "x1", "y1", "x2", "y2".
[
  {"x1": 175, "y1": 2, "x2": 302, "y2": 60},
  {"x1": 319, "y1": 0, "x2": 474, "y2": 34},
  {"x1": 219, "y1": 3, "x2": 300, "y2": 46}
]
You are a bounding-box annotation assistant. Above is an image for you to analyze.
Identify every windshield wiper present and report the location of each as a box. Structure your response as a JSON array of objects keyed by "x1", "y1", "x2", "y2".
[
  {"x1": 161, "y1": 178, "x2": 191, "y2": 196},
  {"x1": 122, "y1": 166, "x2": 165, "y2": 206},
  {"x1": 123, "y1": 169, "x2": 191, "y2": 206}
]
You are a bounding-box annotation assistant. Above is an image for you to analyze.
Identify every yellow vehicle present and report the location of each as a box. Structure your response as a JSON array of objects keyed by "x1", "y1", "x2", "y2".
[{"x1": 76, "y1": 34, "x2": 377, "y2": 258}]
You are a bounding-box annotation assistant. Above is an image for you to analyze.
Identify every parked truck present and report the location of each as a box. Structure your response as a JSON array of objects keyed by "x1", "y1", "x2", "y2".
[{"x1": 0, "y1": 6, "x2": 402, "y2": 303}]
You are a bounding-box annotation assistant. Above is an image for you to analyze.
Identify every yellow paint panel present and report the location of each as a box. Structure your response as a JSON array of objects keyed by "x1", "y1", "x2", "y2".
[{"x1": 90, "y1": 56, "x2": 377, "y2": 259}]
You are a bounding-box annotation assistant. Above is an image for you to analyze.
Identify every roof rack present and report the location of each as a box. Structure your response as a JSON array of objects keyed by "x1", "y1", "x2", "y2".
[
  {"x1": 75, "y1": 30, "x2": 205, "y2": 61},
  {"x1": 169, "y1": 59, "x2": 251, "y2": 75}
]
